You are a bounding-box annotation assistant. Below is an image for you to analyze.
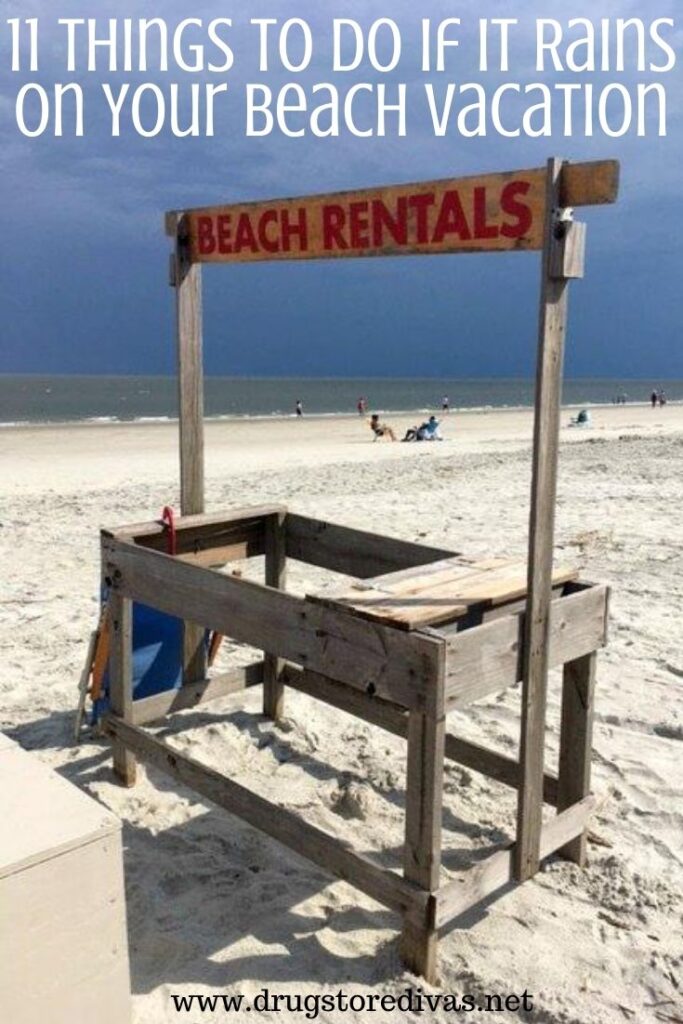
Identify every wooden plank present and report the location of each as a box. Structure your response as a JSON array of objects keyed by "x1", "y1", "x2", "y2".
[
  {"x1": 557, "y1": 652, "x2": 598, "y2": 865},
  {"x1": 104, "y1": 715, "x2": 428, "y2": 918},
  {"x1": 432, "y1": 562, "x2": 576, "y2": 607},
  {"x1": 313, "y1": 562, "x2": 577, "y2": 631},
  {"x1": 560, "y1": 160, "x2": 619, "y2": 207},
  {"x1": 362, "y1": 556, "x2": 508, "y2": 592},
  {"x1": 101, "y1": 535, "x2": 444, "y2": 710},
  {"x1": 175, "y1": 231, "x2": 205, "y2": 517},
  {"x1": 444, "y1": 584, "x2": 608, "y2": 710},
  {"x1": 282, "y1": 664, "x2": 408, "y2": 736},
  {"x1": 263, "y1": 511, "x2": 287, "y2": 720},
  {"x1": 445, "y1": 736, "x2": 559, "y2": 806},
  {"x1": 131, "y1": 662, "x2": 265, "y2": 725},
  {"x1": 549, "y1": 220, "x2": 586, "y2": 280},
  {"x1": 515, "y1": 158, "x2": 571, "y2": 883},
  {"x1": 285, "y1": 513, "x2": 456, "y2": 579},
  {"x1": 310, "y1": 583, "x2": 468, "y2": 631},
  {"x1": 167, "y1": 161, "x2": 618, "y2": 265},
  {"x1": 175, "y1": 538, "x2": 262, "y2": 568},
  {"x1": 108, "y1": 505, "x2": 286, "y2": 544},
  {"x1": 435, "y1": 795, "x2": 597, "y2": 931},
  {"x1": 107, "y1": 592, "x2": 136, "y2": 787},
  {"x1": 174, "y1": 227, "x2": 206, "y2": 686},
  {"x1": 400, "y1": 644, "x2": 445, "y2": 983},
  {"x1": 439, "y1": 583, "x2": 567, "y2": 631},
  {"x1": 145, "y1": 520, "x2": 264, "y2": 563},
  {"x1": 280, "y1": 665, "x2": 559, "y2": 805}
]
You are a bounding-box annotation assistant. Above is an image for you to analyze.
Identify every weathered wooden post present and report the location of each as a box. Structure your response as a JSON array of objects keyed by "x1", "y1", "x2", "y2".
[
  {"x1": 514, "y1": 158, "x2": 587, "y2": 881},
  {"x1": 557, "y1": 650, "x2": 599, "y2": 865},
  {"x1": 400, "y1": 655, "x2": 446, "y2": 983},
  {"x1": 263, "y1": 510, "x2": 287, "y2": 720},
  {"x1": 168, "y1": 212, "x2": 206, "y2": 684},
  {"x1": 108, "y1": 590, "x2": 136, "y2": 787}
]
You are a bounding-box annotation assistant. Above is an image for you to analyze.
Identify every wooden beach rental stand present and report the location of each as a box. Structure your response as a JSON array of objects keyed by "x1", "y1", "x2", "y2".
[{"x1": 101, "y1": 158, "x2": 618, "y2": 982}]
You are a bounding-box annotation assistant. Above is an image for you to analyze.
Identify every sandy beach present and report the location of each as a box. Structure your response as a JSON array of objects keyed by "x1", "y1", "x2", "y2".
[{"x1": 1, "y1": 403, "x2": 682, "y2": 1023}]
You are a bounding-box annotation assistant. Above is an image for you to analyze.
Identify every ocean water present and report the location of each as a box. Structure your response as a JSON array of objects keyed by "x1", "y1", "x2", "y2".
[{"x1": 0, "y1": 375, "x2": 679, "y2": 426}]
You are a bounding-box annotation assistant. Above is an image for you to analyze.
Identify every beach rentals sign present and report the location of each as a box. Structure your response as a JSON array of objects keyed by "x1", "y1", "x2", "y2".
[{"x1": 169, "y1": 159, "x2": 618, "y2": 263}]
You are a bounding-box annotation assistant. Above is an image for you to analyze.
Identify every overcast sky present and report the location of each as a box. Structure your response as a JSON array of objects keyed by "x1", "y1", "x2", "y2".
[{"x1": 1, "y1": 0, "x2": 681, "y2": 378}]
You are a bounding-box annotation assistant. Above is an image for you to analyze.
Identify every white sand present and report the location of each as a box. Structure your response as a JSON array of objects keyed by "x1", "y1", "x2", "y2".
[{"x1": 1, "y1": 404, "x2": 682, "y2": 1024}]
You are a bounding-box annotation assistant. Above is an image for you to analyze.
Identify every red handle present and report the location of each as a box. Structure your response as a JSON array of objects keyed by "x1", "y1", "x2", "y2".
[{"x1": 160, "y1": 506, "x2": 177, "y2": 556}]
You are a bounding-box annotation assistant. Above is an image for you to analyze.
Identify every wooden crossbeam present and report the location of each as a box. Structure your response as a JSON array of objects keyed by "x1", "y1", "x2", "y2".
[
  {"x1": 104, "y1": 715, "x2": 429, "y2": 918},
  {"x1": 280, "y1": 665, "x2": 560, "y2": 805},
  {"x1": 445, "y1": 584, "x2": 608, "y2": 710},
  {"x1": 435, "y1": 795, "x2": 598, "y2": 932},
  {"x1": 101, "y1": 534, "x2": 443, "y2": 710},
  {"x1": 284, "y1": 513, "x2": 457, "y2": 579},
  {"x1": 132, "y1": 662, "x2": 265, "y2": 725}
]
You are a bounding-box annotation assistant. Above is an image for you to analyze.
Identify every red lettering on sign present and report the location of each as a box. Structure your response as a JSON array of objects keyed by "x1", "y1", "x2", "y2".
[
  {"x1": 432, "y1": 190, "x2": 471, "y2": 243},
  {"x1": 197, "y1": 216, "x2": 216, "y2": 255},
  {"x1": 473, "y1": 187, "x2": 499, "y2": 240},
  {"x1": 258, "y1": 210, "x2": 280, "y2": 253},
  {"x1": 349, "y1": 201, "x2": 370, "y2": 249},
  {"x1": 282, "y1": 208, "x2": 308, "y2": 252},
  {"x1": 371, "y1": 198, "x2": 408, "y2": 247},
  {"x1": 217, "y1": 215, "x2": 232, "y2": 254},
  {"x1": 408, "y1": 193, "x2": 435, "y2": 244},
  {"x1": 500, "y1": 181, "x2": 533, "y2": 239},
  {"x1": 323, "y1": 205, "x2": 348, "y2": 250},
  {"x1": 234, "y1": 213, "x2": 258, "y2": 254}
]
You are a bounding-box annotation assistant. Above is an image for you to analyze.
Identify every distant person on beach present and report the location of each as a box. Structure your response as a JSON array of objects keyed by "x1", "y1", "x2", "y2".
[
  {"x1": 651, "y1": 390, "x2": 658, "y2": 408},
  {"x1": 402, "y1": 415, "x2": 443, "y2": 442},
  {"x1": 357, "y1": 397, "x2": 366, "y2": 415},
  {"x1": 659, "y1": 390, "x2": 667, "y2": 407},
  {"x1": 569, "y1": 409, "x2": 591, "y2": 427},
  {"x1": 295, "y1": 399, "x2": 303, "y2": 417},
  {"x1": 369, "y1": 413, "x2": 396, "y2": 441},
  {"x1": 441, "y1": 395, "x2": 450, "y2": 413},
  {"x1": 422, "y1": 415, "x2": 443, "y2": 440}
]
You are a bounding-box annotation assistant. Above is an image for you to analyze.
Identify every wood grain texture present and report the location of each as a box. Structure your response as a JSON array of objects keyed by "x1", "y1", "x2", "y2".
[
  {"x1": 400, "y1": 644, "x2": 445, "y2": 984},
  {"x1": 557, "y1": 652, "x2": 598, "y2": 865},
  {"x1": 263, "y1": 511, "x2": 287, "y2": 720},
  {"x1": 174, "y1": 233, "x2": 205, "y2": 517},
  {"x1": 549, "y1": 220, "x2": 586, "y2": 280},
  {"x1": 131, "y1": 662, "x2": 265, "y2": 725},
  {"x1": 104, "y1": 715, "x2": 428, "y2": 918},
  {"x1": 101, "y1": 536, "x2": 444, "y2": 710},
  {"x1": 315, "y1": 561, "x2": 577, "y2": 630},
  {"x1": 444, "y1": 584, "x2": 608, "y2": 710},
  {"x1": 107, "y1": 592, "x2": 136, "y2": 787},
  {"x1": 166, "y1": 161, "x2": 619, "y2": 265},
  {"x1": 174, "y1": 228, "x2": 206, "y2": 685},
  {"x1": 515, "y1": 157, "x2": 570, "y2": 883},
  {"x1": 285, "y1": 513, "x2": 456, "y2": 578},
  {"x1": 559, "y1": 160, "x2": 619, "y2": 207},
  {"x1": 108, "y1": 505, "x2": 286, "y2": 544}
]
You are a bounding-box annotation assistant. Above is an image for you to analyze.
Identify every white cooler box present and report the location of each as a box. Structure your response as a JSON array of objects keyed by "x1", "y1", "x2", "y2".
[{"x1": 0, "y1": 734, "x2": 131, "y2": 1024}]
